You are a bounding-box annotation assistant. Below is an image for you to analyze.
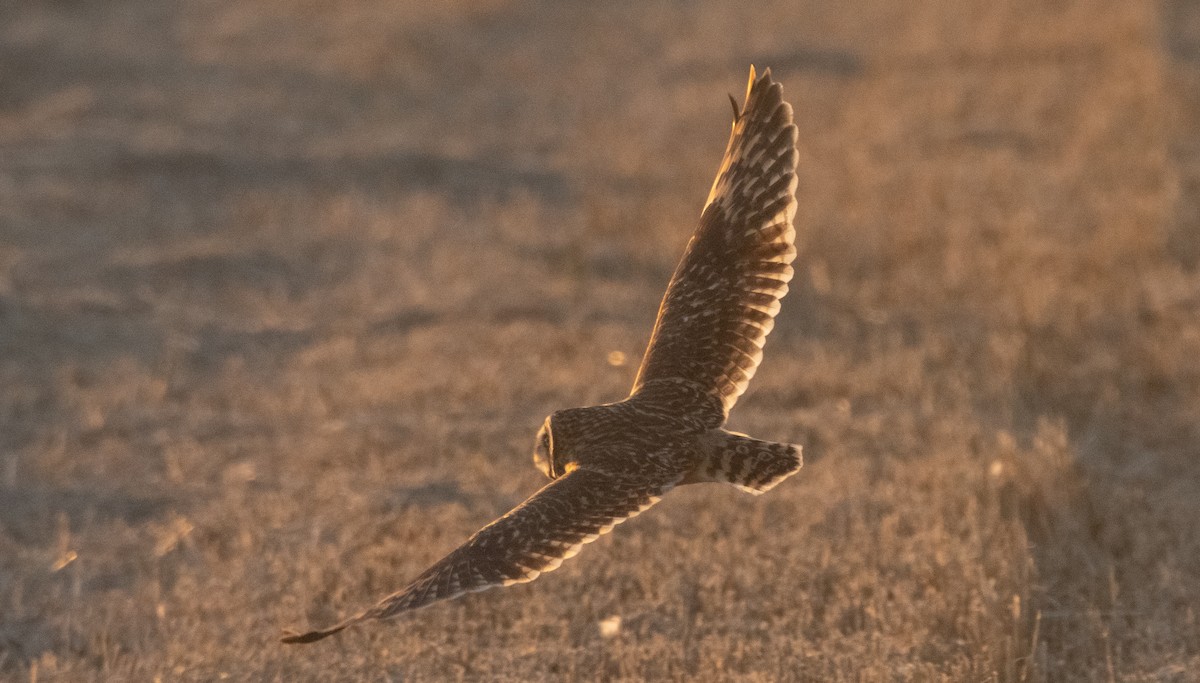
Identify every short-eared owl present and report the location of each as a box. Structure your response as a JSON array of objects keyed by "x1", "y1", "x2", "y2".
[{"x1": 283, "y1": 66, "x2": 801, "y2": 644}]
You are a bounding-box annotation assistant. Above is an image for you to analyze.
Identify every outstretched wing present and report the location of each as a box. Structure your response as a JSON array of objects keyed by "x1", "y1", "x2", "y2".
[
  {"x1": 282, "y1": 466, "x2": 682, "y2": 643},
  {"x1": 631, "y1": 66, "x2": 798, "y2": 425}
]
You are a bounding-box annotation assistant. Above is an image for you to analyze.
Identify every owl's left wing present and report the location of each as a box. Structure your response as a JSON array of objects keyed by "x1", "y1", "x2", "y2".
[
  {"x1": 281, "y1": 465, "x2": 683, "y2": 644},
  {"x1": 631, "y1": 67, "x2": 798, "y2": 426}
]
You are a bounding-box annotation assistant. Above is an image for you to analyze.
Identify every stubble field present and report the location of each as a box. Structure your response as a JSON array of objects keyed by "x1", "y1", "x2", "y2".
[{"x1": 2, "y1": 1, "x2": 1200, "y2": 680}]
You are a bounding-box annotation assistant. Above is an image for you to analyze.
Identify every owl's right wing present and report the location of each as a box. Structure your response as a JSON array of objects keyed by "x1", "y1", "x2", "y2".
[
  {"x1": 281, "y1": 465, "x2": 683, "y2": 644},
  {"x1": 631, "y1": 67, "x2": 798, "y2": 426}
]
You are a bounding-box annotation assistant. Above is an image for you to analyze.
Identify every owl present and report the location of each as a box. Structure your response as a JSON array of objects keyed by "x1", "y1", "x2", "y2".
[{"x1": 283, "y1": 66, "x2": 801, "y2": 644}]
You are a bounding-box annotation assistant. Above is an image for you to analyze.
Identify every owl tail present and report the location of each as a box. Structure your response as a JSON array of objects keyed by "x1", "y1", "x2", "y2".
[{"x1": 699, "y1": 431, "x2": 802, "y2": 495}]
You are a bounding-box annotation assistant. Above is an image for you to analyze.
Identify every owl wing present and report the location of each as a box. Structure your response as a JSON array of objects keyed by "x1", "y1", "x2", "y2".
[
  {"x1": 281, "y1": 465, "x2": 684, "y2": 643},
  {"x1": 631, "y1": 67, "x2": 798, "y2": 426}
]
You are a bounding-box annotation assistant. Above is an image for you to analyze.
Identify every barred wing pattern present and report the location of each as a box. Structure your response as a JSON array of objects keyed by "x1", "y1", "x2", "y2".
[
  {"x1": 632, "y1": 67, "x2": 799, "y2": 423},
  {"x1": 281, "y1": 466, "x2": 682, "y2": 644}
]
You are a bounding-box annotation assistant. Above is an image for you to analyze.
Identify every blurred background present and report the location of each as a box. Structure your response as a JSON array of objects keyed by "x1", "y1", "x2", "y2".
[{"x1": 2, "y1": 1, "x2": 1199, "y2": 680}]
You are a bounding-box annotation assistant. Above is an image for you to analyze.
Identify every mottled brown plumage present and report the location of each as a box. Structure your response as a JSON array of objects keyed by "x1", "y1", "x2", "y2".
[{"x1": 282, "y1": 66, "x2": 802, "y2": 645}]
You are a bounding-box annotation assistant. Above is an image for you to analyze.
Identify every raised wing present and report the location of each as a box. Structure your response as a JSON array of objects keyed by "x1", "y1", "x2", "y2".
[
  {"x1": 281, "y1": 466, "x2": 682, "y2": 643},
  {"x1": 631, "y1": 66, "x2": 798, "y2": 425}
]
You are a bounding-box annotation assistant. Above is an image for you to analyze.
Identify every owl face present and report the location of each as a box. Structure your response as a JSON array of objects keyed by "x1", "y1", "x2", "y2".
[{"x1": 533, "y1": 417, "x2": 555, "y2": 479}]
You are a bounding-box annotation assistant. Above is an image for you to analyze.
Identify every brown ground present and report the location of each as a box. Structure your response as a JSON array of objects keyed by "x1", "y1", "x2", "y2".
[{"x1": 2, "y1": 1, "x2": 1200, "y2": 681}]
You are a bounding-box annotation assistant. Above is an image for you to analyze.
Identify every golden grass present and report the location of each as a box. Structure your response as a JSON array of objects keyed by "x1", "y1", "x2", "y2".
[{"x1": 2, "y1": 0, "x2": 1199, "y2": 680}]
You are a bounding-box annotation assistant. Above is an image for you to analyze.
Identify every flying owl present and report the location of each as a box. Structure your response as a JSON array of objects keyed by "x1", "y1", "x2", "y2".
[{"x1": 283, "y1": 66, "x2": 801, "y2": 644}]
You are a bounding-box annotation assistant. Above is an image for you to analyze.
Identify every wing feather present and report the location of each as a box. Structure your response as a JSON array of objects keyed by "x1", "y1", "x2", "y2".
[
  {"x1": 631, "y1": 66, "x2": 799, "y2": 423},
  {"x1": 281, "y1": 467, "x2": 680, "y2": 644}
]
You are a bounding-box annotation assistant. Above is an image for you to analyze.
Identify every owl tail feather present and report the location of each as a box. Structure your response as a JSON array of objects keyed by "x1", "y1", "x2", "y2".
[{"x1": 701, "y1": 431, "x2": 802, "y2": 495}]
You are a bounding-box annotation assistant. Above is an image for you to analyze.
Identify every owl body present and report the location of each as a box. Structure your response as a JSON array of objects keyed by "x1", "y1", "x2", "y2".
[{"x1": 540, "y1": 401, "x2": 703, "y2": 480}]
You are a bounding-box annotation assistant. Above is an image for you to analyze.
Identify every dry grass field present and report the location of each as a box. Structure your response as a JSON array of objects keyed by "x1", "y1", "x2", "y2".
[{"x1": 2, "y1": 0, "x2": 1200, "y2": 680}]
